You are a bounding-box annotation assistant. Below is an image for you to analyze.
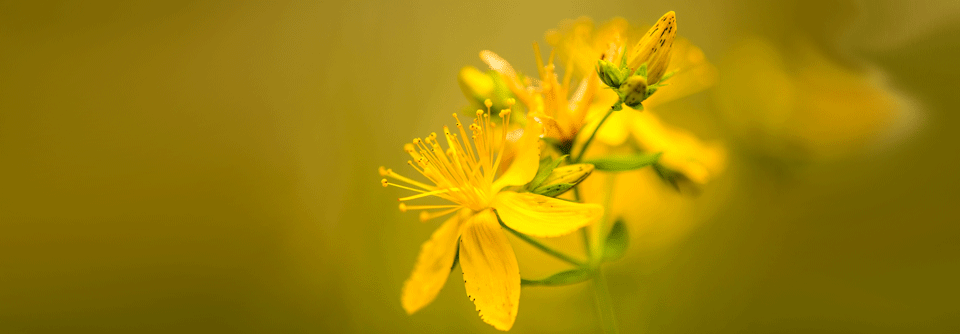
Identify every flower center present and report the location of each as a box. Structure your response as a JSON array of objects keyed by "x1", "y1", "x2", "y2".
[{"x1": 381, "y1": 100, "x2": 514, "y2": 220}]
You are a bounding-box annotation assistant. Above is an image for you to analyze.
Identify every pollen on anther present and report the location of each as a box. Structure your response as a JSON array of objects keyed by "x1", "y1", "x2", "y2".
[
  {"x1": 398, "y1": 203, "x2": 407, "y2": 212},
  {"x1": 378, "y1": 166, "x2": 389, "y2": 176},
  {"x1": 476, "y1": 109, "x2": 484, "y2": 117},
  {"x1": 484, "y1": 99, "x2": 493, "y2": 108},
  {"x1": 381, "y1": 178, "x2": 389, "y2": 187}
]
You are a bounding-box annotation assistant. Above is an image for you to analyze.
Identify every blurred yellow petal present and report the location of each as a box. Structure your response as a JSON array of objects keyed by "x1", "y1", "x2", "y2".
[
  {"x1": 630, "y1": 111, "x2": 726, "y2": 184},
  {"x1": 588, "y1": 107, "x2": 631, "y2": 147},
  {"x1": 493, "y1": 191, "x2": 602, "y2": 237},
  {"x1": 480, "y1": 50, "x2": 531, "y2": 106},
  {"x1": 459, "y1": 209, "x2": 520, "y2": 331},
  {"x1": 491, "y1": 119, "x2": 542, "y2": 193},
  {"x1": 400, "y1": 213, "x2": 463, "y2": 314},
  {"x1": 643, "y1": 38, "x2": 719, "y2": 109},
  {"x1": 715, "y1": 36, "x2": 917, "y2": 160}
]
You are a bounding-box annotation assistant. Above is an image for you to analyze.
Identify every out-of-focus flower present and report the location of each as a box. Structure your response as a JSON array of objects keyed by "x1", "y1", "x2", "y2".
[
  {"x1": 480, "y1": 12, "x2": 717, "y2": 155},
  {"x1": 379, "y1": 101, "x2": 602, "y2": 331},
  {"x1": 561, "y1": 14, "x2": 723, "y2": 186},
  {"x1": 561, "y1": 14, "x2": 726, "y2": 250},
  {"x1": 458, "y1": 66, "x2": 516, "y2": 112},
  {"x1": 479, "y1": 46, "x2": 598, "y2": 149},
  {"x1": 714, "y1": 36, "x2": 919, "y2": 160}
]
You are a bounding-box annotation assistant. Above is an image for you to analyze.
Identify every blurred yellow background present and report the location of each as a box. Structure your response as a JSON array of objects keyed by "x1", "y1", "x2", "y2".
[{"x1": 2, "y1": 0, "x2": 958, "y2": 333}]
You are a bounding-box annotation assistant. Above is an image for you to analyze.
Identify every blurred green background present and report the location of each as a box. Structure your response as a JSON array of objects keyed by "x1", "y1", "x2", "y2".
[{"x1": 2, "y1": 0, "x2": 958, "y2": 333}]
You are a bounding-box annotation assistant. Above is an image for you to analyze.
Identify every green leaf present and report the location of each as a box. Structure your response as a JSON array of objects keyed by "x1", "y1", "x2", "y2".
[
  {"x1": 532, "y1": 182, "x2": 575, "y2": 197},
  {"x1": 586, "y1": 152, "x2": 661, "y2": 172},
  {"x1": 652, "y1": 162, "x2": 681, "y2": 191},
  {"x1": 602, "y1": 220, "x2": 628, "y2": 262},
  {"x1": 521, "y1": 268, "x2": 594, "y2": 287},
  {"x1": 526, "y1": 155, "x2": 567, "y2": 190}
]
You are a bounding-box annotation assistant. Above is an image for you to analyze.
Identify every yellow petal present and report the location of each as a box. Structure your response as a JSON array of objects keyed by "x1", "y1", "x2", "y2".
[
  {"x1": 491, "y1": 118, "x2": 542, "y2": 193},
  {"x1": 492, "y1": 191, "x2": 603, "y2": 238},
  {"x1": 480, "y1": 50, "x2": 531, "y2": 106},
  {"x1": 629, "y1": 111, "x2": 726, "y2": 184},
  {"x1": 401, "y1": 213, "x2": 463, "y2": 314},
  {"x1": 643, "y1": 38, "x2": 718, "y2": 109},
  {"x1": 459, "y1": 209, "x2": 520, "y2": 331}
]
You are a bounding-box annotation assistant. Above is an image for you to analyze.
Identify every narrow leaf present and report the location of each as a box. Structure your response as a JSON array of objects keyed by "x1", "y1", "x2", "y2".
[
  {"x1": 586, "y1": 152, "x2": 661, "y2": 172},
  {"x1": 521, "y1": 268, "x2": 593, "y2": 287},
  {"x1": 602, "y1": 220, "x2": 628, "y2": 262}
]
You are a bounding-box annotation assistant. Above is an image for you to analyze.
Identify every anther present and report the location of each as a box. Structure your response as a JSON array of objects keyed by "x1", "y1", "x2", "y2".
[
  {"x1": 419, "y1": 211, "x2": 430, "y2": 222},
  {"x1": 476, "y1": 109, "x2": 484, "y2": 117},
  {"x1": 398, "y1": 203, "x2": 407, "y2": 212},
  {"x1": 381, "y1": 179, "x2": 389, "y2": 187},
  {"x1": 378, "y1": 166, "x2": 389, "y2": 176},
  {"x1": 506, "y1": 98, "x2": 516, "y2": 107},
  {"x1": 484, "y1": 99, "x2": 493, "y2": 108}
]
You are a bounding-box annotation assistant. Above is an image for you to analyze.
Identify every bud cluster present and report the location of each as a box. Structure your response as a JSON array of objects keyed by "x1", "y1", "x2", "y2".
[{"x1": 594, "y1": 11, "x2": 677, "y2": 110}]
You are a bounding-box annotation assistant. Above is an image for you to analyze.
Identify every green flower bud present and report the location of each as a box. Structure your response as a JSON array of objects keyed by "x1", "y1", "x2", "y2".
[
  {"x1": 618, "y1": 76, "x2": 648, "y2": 109},
  {"x1": 596, "y1": 59, "x2": 625, "y2": 88},
  {"x1": 532, "y1": 163, "x2": 595, "y2": 197}
]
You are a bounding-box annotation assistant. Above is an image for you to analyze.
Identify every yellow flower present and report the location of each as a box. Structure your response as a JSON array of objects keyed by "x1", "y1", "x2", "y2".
[
  {"x1": 479, "y1": 44, "x2": 598, "y2": 147},
  {"x1": 379, "y1": 101, "x2": 603, "y2": 331},
  {"x1": 554, "y1": 14, "x2": 722, "y2": 185}
]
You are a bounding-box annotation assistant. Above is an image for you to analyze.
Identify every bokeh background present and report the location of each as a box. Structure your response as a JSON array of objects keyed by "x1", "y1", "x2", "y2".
[{"x1": 2, "y1": 0, "x2": 958, "y2": 333}]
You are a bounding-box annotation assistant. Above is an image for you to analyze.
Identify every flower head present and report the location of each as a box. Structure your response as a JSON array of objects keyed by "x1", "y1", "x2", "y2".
[{"x1": 380, "y1": 100, "x2": 602, "y2": 330}]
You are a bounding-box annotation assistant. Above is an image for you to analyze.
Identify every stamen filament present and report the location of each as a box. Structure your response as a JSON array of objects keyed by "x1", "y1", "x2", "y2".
[{"x1": 398, "y1": 188, "x2": 458, "y2": 201}]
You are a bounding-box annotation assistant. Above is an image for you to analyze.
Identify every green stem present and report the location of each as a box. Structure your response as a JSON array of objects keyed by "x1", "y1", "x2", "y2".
[
  {"x1": 572, "y1": 185, "x2": 592, "y2": 259},
  {"x1": 574, "y1": 106, "x2": 616, "y2": 163},
  {"x1": 593, "y1": 269, "x2": 619, "y2": 334},
  {"x1": 499, "y1": 219, "x2": 585, "y2": 267}
]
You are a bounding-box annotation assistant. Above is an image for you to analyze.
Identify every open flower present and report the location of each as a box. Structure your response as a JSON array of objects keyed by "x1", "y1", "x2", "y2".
[
  {"x1": 379, "y1": 101, "x2": 602, "y2": 331},
  {"x1": 479, "y1": 44, "x2": 599, "y2": 148}
]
